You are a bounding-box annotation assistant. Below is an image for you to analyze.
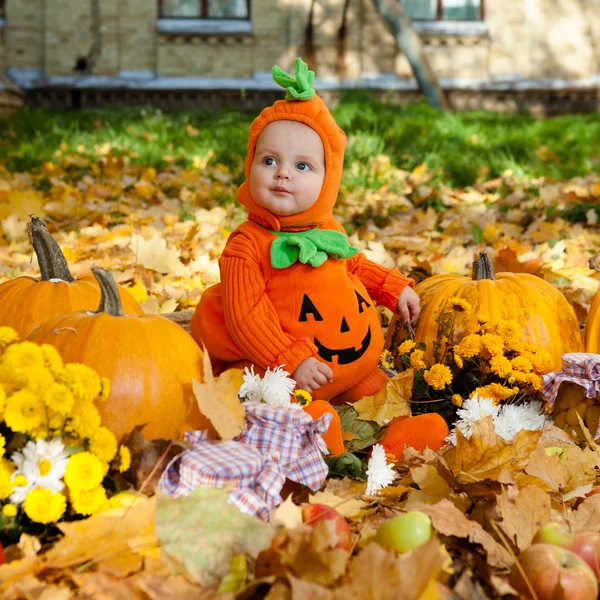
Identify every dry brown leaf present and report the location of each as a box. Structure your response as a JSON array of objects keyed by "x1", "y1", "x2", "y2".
[
  {"x1": 453, "y1": 416, "x2": 541, "y2": 484},
  {"x1": 273, "y1": 495, "x2": 304, "y2": 529},
  {"x1": 419, "y1": 499, "x2": 513, "y2": 569},
  {"x1": 331, "y1": 538, "x2": 448, "y2": 600},
  {"x1": 308, "y1": 489, "x2": 367, "y2": 519},
  {"x1": 256, "y1": 521, "x2": 350, "y2": 586},
  {"x1": 353, "y1": 369, "x2": 413, "y2": 425},
  {"x1": 495, "y1": 485, "x2": 551, "y2": 551},
  {"x1": 566, "y1": 495, "x2": 600, "y2": 533},
  {"x1": 193, "y1": 352, "x2": 245, "y2": 440},
  {"x1": 523, "y1": 446, "x2": 569, "y2": 492},
  {"x1": 341, "y1": 432, "x2": 359, "y2": 442},
  {"x1": 130, "y1": 233, "x2": 187, "y2": 276},
  {"x1": 44, "y1": 498, "x2": 157, "y2": 577},
  {"x1": 493, "y1": 246, "x2": 542, "y2": 275}
]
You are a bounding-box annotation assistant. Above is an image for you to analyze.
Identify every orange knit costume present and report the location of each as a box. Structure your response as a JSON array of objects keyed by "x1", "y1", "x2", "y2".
[{"x1": 192, "y1": 59, "x2": 448, "y2": 454}]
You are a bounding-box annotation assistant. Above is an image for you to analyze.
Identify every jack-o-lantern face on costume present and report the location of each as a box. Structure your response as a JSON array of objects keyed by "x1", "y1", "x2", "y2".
[{"x1": 297, "y1": 290, "x2": 375, "y2": 365}]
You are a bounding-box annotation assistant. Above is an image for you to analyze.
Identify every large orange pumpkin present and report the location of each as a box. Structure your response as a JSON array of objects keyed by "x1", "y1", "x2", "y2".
[
  {"x1": 0, "y1": 216, "x2": 143, "y2": 338},
  {"x1": 386, "y1": 251, "x2": 583, "y2": 371},
  {"x1": 28, "y1": 267, "x2": 209, "y2": 442}
]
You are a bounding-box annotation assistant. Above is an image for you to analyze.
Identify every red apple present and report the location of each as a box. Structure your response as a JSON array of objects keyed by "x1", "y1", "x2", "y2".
[
  {"x1": 569, "y1": 531, "x2": 600, "y2": 580},
  {"x1": 532, "y1": 522, "x2": 574, "y2": 547},
  {"x1": 301, "y1": 503, "x2": 353, "y2": 552},
  {"x1": 510, "y1": 544, "x2": 598, "y2": 600},
  {"x1": 0, "y1": 542, "x2": 4, "y2": 565}
]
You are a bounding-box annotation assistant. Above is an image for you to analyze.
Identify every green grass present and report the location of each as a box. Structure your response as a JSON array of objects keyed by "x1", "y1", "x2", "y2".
[{"x1": 1, "y1": 93, "x2": 599, "y2": 189}]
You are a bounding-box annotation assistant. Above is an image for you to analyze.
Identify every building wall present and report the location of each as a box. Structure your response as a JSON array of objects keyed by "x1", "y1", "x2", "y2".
[{"x1": 2, "y1": 0, "x2": 599, "y2": 82}]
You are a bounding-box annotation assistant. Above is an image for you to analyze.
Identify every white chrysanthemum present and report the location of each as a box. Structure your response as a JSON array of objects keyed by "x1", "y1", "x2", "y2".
[
  {"x1": 446, "y1": 393, "x2": 500, "y2": 444},
  {"x1": 10, "y1": 438, "x2": 70, "y2": 504},
  {"x1": 261, "y1": 366, "x2": 297, "y2": 408},
  {"x1": 494, "y1": 401, "x2": 549, "y2": 442},
  {"x1": 239, "y1": 366, "x2": 263, "y2": 404},
  {"x1": 366, "y1": 443, "x2": 396, "y2": 495}
]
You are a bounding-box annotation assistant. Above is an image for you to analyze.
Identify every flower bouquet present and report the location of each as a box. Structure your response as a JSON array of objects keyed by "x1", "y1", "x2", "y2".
[
  {"x1": 387, "y1": 297, "x2": 554, "y2": 428},
  {"x1": 0, "y1": 327, "x2": 130, "y2": 544}
]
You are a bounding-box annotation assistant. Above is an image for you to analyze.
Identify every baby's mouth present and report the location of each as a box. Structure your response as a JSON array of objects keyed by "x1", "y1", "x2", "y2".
[{"x1": 271, "y1": 187, "x2": 291, "y2": 194}]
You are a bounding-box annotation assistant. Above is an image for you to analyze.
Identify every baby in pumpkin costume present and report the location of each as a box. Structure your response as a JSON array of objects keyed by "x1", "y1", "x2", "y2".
[{"x1": 192, "y1": 59, "x2": 448, "y2": 456}]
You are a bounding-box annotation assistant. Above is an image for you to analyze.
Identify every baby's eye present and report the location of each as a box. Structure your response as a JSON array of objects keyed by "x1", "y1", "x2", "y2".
[
  {"x1": 264, "y1": 157, "x2": 276, "y2": 166},
  {"x1": 296, "y1": 162, "x2": 311, "y2": 171}
]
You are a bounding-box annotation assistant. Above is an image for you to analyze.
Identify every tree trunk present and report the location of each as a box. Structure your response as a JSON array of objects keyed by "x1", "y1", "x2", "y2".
[{"x1": 370, "y1": 0, "x2": 450, "y2": 110}]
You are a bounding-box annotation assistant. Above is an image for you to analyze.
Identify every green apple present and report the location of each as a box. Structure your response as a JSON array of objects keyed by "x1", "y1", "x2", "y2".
[{"x1": 375, "y1": 511, "x2": 433, "y2": 553}]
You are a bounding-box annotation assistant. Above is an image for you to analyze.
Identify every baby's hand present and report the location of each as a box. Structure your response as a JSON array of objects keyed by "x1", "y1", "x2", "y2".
[
  {"x1": 292, "y1": 357, "x2": 333, "y2": 394},
  {"x1": 397, "y1": 286, "x2": 421, "y2": 324}
]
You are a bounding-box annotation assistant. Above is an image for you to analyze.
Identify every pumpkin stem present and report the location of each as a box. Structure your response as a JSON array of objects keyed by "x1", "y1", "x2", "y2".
[
  {"x1": 92, "y1": 267, "x2": 124, "y2": 316},
  {"x1": 28, "y1": 215, "x2": 75, "y2": 282},
  {"x1": 472, "y1": 250, "x2": 496, "y2": 281}
]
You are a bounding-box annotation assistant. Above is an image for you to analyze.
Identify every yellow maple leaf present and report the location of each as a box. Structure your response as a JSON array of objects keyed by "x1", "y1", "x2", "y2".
[
  {"x1": 192, "y1": 351, "x2": 245, "y2": 440},
  {"x1": 353, "y1": 369, "x2": 413, "y2": 426}
]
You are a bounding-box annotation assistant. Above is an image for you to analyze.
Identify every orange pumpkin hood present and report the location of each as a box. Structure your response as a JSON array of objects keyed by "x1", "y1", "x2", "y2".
[{"x1": 236, "y1": 92, "x2": 347, "y2": 231}]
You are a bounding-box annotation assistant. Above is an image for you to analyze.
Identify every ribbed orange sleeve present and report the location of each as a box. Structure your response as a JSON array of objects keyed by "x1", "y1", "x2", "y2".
[
  {"x1": 320, "y1": 217, "x2": 415, "y2": 313},
  {"x1": 346, "y1": 253, "x2": 415, "y2": 313},
  {"x1": 220, "y1": 233, "x2": 318, "y2": 373}
]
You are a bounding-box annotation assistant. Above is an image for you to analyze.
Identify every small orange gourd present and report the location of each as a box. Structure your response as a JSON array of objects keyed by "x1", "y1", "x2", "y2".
[
  {"x1": 0, "y1": 216, "x2": 143, "y2": 338},
  {"x1": 28, "y1": 267, "x2": 209, "y2": 442},
  {"x1": 386, "y1": 251, "x2": 583, "y2": 371}
]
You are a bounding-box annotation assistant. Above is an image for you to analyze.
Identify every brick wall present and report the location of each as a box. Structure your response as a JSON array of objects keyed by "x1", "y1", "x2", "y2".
[{"x1": 2, "y1": 0, "x2": 599, "y2": 82}]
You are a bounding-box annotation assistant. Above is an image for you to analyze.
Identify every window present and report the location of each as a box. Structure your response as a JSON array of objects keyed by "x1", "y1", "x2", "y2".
[
  {"x1": 159, "y1": 0, "x2": 249, "y2": 19},
  {"x1": 401, "y1": 0, "x2": 483, "y2": 20}
]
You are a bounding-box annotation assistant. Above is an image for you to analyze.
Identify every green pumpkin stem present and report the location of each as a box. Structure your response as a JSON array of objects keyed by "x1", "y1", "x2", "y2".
[
  {"x1": 92, "y1": 267, "x2": 124, "y2": 317},
  {"x1": 472, "y1": 250, "x2": 496, "y2": 281},
  {"x1": 28, "y1": 215, "x2": 75, "y2": 282}
]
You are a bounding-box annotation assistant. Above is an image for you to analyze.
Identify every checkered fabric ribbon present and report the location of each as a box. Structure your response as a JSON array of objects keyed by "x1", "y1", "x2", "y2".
[
  {"x1": 158, "y1": 430, "x2": 285, "y2": 521},
  {"x1": 543, "y1": 353, "x2": 600, "y2": 408},
  {"x1": 158, "y1": 405, "x2": 331, "y2": 520},
  {"x1": 235, "y1": 403, "x2": 331, "y2": 491}
]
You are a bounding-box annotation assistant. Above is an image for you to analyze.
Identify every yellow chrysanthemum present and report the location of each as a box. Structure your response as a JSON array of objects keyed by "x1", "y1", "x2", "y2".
[
  {"x1": 68, "y1": 401, "x2": 102, "y2": 440},
  {"x1": 0, "y1": 435, "x2": 5, "y2": 459},
  {"x1": 98, "y1": 378, "x2": 111, "y2": 402},
  {"x1": 70, "y1": 486, "x2": 108, "y2": 516},
  {"x1": 423, "y1": 364, "x2": 453, "y2": 391},
  {"x1": 490, "y1": 355, "x2": 513, "y2": 379},
  {"x1": 397, "y1": 340, "x2": 416, "y2": 355},
  {"x1": 526, "y1": 373, "x2": 544, "y2": 391},
  {"x1": 511, "y1": 356, "x2": 533, "y2": 373},
  {"x1": 25, "y1": 366, "x2": 55, "y2": 396},
  {"x1": 89, "y1": 427, "x2": 118, "y2": 464},
  {"x1": 504, "y1": 339, "x2": 525, "y2": 353},
  {"x1": 451, "y1": 394, "x2": 463, "y2": 407},
  {"x1": 0, "y1": 327, "x2": 19, "y2": 349},
  {"x1": 0, "y1": 384, "x2": 6, "y2": 415},
  {"x1": 2, "y1": 504, "x2": 17, "y2": 517},
  {"x1": 4, "y1": 390, "x2": 45, "y2": 434},
  {"x1": 0, "y1": 341, "x2": 45, "y2": 371},
  {"x1": 471, "y1": 383, "x2": 516, "y2": 404},
  {"x1": 59, "y1": 363, "x2": 102, "y2": 404},
  {"x1": 118, "y1": 446, "x2": 131, "y2": 473},
  {"x1": 530, "y1": 349, "x2": 554, "y2": 375},
  {"x1": 453, "y1": 353, "x2": 464, "y2": 369},
  {"x1": 0, "y1": 459, "x2": 15, "y2": 500},
  {"x1": 293, "y1": 389, "x2": 313, "y2": 407},
  {"x1": 454, "y1": 334, "x2": 482, "y2": 359},
  {"x1": 24, "y1": 489, "x2": 66, "y2": 524},
  {"x1": 48, "y1": 409, "x2": 66, "y2": 431},
  {"x1": 64, "y1": 451, "x2": 105, "y2": 492},
  {"x1": 480, "y1": 334, "x2": 504, "y2": 357},
  {"x1": 496, "y1": 320, "x2": 522, "y2": 341},
  {"x1": 508, "y1": 371, "x2": 529, "y2": 385},
  {"x1": 379, "y1": 350, "x2": 395, "y2": 370},
  {"x1": 409, "y1": 349, "x2": 427, "y2": 371},
  {"x1": 0, "y1": 364, "x2": 28, "y2": 395},
  {"x1": 41, "y1": 344, "x2": 64, "y2": 377},
  {"x1": 43, "y1": 382, "x2": 75, "y2": 415},
  {"x1": 446, "y1": 297, "x2": 472, "y2": 313}
]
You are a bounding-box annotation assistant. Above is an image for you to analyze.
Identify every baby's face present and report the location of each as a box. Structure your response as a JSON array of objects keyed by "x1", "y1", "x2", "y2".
[{"x1": 249, "y1": 120, "x2": 325, "y2": 216}]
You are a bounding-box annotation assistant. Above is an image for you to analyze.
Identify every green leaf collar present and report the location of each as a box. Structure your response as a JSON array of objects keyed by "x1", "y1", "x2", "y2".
[{"x1": 270, "y1": 228, "x2": 358, "y2": 269}]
